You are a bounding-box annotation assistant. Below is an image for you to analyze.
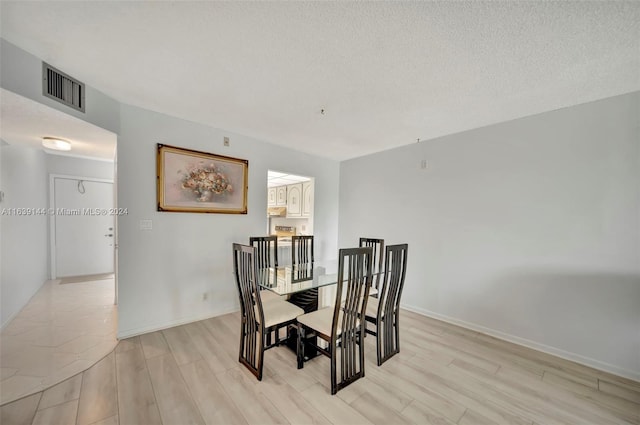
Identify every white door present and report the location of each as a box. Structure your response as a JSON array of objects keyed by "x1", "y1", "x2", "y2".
[{"x1": 54, "y1": 177, "x2": 114, "y2": 277}]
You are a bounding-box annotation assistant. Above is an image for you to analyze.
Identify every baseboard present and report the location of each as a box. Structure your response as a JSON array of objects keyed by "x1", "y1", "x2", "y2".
[
  {"x1": 117, "y1": 306, "x2": 240, "y2": 339},
  {"x1": 401, "y1": 303, "x2": 640, "y2": 383}
]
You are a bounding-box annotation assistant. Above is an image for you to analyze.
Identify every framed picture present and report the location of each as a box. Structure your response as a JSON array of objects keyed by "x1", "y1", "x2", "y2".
[{"x1": 157, "y1": 144, "x2": 248, "y2": 214}]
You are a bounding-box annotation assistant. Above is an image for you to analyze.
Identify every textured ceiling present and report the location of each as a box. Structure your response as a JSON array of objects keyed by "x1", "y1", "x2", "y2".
[{"x1": 1, "y1": 1, "x2": 638, "y2": 161}]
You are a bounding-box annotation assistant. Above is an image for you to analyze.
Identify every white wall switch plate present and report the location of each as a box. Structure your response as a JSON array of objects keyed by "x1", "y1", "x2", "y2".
[{"x1": 139, "y1": 219, "x2": 152, "y2": 230}]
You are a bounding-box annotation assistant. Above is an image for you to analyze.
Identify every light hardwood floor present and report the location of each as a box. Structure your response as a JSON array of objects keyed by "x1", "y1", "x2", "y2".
[{"x1": 1, "y1": 310, "x2": 638, "y2": 425}]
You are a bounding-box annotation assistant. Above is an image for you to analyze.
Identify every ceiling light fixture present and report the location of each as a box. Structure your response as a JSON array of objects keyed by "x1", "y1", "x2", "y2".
[{"x1": 42, "y1": 137, "x2": 71, "y2": 151}]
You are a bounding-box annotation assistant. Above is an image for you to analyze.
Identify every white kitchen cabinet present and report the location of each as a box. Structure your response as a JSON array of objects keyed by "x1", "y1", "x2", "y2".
[
  {"x1": 276, "y1": 186, "x2": 287, "y2": 206},
  {"x1": 302, "y1": 181, "x2": 313, "y2": 217},
  {"x1": 286, "y1": 183, "x2": 302, "y2": 217},
  {"x1": 267, "y1": 187, "x2": 276, "y2": 206}
]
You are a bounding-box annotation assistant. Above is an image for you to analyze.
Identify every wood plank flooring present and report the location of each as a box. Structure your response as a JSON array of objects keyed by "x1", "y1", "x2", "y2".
[{"x1": 1, "y1": 310, "x2": 638, "y2": 425}]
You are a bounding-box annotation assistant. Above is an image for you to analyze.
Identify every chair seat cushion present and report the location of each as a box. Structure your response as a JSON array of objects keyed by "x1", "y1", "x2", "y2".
[
  {"x1": 366, "y1": 297, "x2": 397, "y2": 319},
  {"x1": 260, "y1": 289, "x2": 284, "y2": 303},
  {"x1": 297, "y1": 307, "x2": 361, "y2": 337},
  {"x1": 258, "y1": 300, "x2": 304, "y2": 328},
  {"x1": 366, "y1": 296, "x2": 379, "y2": 318}
]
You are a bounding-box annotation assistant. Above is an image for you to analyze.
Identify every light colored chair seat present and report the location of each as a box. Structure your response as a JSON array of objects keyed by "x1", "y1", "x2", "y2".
[
  {"x1": 365, "y1": 296, "x2": 397, "y2": 318},
  {"x1": 297, "y1": 307, "x2": 360, "y2": 337},
  {"x1": 257, "y1": 300, "x2": 304, "y2": 328},
  {"x1": 366, "y1": 296, "x2": 379, "y2": 317},
  {"x1": 260, "y1": 289, "x2": 283, "y2": 303}
]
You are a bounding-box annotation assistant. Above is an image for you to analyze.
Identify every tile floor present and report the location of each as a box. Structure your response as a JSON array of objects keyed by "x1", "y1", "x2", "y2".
[{"x1": 0, "y1": 278, "x2": 117, "y2": 405}]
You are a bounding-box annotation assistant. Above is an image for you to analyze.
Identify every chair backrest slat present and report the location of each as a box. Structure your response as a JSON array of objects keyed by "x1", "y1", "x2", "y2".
[
  {"x1": 249, "y1": 236, "x2": 278, "y2": 269},
  {"x1": 250, "y1": 236, "x2": 278, "y2": 288},
  {"x1": 334, "y1": 247, "x2": 371, "y2": 336},
  {"x1": 378, "y1": 244, "x2": 408, "y2": 319},
  {"x1": 359, "y1": 238, "x2": 384, "y2": 290},
  {"x1": 292, "y1": 235, "x2": 314, "y2": 266}
]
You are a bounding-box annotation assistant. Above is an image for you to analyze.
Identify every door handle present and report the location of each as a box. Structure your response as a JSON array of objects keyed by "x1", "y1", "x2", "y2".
[{"x1": 105, "y1": 234, "x2": 113, "y2": 237}]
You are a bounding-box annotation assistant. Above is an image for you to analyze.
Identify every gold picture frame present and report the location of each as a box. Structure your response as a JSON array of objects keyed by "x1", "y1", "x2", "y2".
[{"x1": 157, "y1": 144, "x2": 248, "y2": 214}]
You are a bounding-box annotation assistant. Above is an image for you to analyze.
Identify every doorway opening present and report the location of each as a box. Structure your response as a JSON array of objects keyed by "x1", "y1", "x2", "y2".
[
  {"x1": 267, "y1": 170, "x2": 314, "y2": 266},
  {"x1": 0, "y1": 88, "x2": 119, "y2": 404},
  {"x1": 267, "y1": 170, "x2": 314, "y2": 233},
  {"x1": 49, "y1": 175, "x2": 115, "y2": 279}
]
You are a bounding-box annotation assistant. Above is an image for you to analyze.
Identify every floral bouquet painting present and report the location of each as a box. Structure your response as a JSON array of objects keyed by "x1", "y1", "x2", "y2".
[
  {"x1": 157, "y1": 144, "x2": 248, "y2": 214},
  {"x1": 181, "y1": 162, "x2": 233, "y2": 202}
]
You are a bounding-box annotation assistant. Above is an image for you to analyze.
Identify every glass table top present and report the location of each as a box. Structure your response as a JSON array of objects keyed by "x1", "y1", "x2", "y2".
[{"x1": 257, "y1": 261, "x2": 382, "y2": 296}]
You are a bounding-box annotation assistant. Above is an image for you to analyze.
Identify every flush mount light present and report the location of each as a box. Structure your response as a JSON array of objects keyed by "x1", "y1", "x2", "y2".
[{"x1": 42, "y1": 137, "x2": 71, "y2": 151}]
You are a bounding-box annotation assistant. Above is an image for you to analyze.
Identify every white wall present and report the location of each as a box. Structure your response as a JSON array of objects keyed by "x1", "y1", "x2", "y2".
[
  {"x1": 46, "y1": 154, "x2": 114, "y2": 181},
  {"x1": 0, "y1": 37, "x2": 341, "y2": 339},
  {"x1": 339, "y1": 92, "x2": 640, "y2": 380},
  {"x1": 117, "y1": 104, "x2": 340, "y2": 337},
  {"x1": 0, "y1": 39, "x2": 120, "y2": 134},
  {"x1": 0, "y1": 144, "x2": 49, "y2": 327}
]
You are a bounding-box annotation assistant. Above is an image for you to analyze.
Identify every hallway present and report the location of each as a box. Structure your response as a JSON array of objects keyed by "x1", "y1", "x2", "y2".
[{"x1": 0, "y1": 277, "x2": 117, "y2": 405}]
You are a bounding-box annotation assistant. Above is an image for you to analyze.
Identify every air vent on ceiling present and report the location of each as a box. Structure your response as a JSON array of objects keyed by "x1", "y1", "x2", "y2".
[{"x1": 42, "y1": 62, "x2": 85, "y2": 113}]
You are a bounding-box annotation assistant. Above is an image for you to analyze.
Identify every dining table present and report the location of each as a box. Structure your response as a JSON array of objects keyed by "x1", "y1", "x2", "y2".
[
  {"x1": 257, "y1": 260, "x2": 336, "y2": 291},
  {"x1": 257, "y1": 260, "x2": 382, "y2": 360},
  {"x1": 257, "y1": 260, "x2": 383, "y2": 303}
]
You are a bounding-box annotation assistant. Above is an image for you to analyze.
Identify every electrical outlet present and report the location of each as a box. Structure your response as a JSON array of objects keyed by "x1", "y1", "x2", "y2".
[
  {"x1": 420, "y1": 159, "x2": 427, "y2": 169},
  {"x1": 223, "y1": 137, "x2": 230, "y2": 147}
]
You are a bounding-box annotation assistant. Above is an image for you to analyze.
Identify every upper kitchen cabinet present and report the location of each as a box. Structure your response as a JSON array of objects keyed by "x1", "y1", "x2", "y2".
[
  {"x1": 267, "y1": 187, "x2": 277, "y2": 206},
  {"x1": 302, "y1": 181, "x2": 313, "y2": 217},
  {"x1": 276, "y1": 186, "x2": 287, "y2": 206},
  {"x1": 286, "y1": 183, "x2": 302, "y2": 217}
]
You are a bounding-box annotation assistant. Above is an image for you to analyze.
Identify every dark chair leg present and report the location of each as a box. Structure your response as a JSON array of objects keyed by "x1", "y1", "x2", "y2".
[
  {"x1": 257, "y1": 330, "x2": 264, "y2": 381},
  {"x1": 394, "y1": 312, "x2": 400, "y2": 355},
  {"x1": 330, "y1": 340, "x2": 337, "y2": 395},
  {"x1": 359, "y1": 329, "x2": 365, "y2": 378},
  {"x1": 238, "y1": 319, "x2": 246, "y2": 363},
  {"x1": 376, "y1": 319, "x2": 383, "y2": 366},
  {"x1": 297, "y1": 324, "x2": 304, "y2": 369}
]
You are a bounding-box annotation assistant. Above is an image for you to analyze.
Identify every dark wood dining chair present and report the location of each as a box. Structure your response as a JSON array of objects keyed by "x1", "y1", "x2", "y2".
[
  {"x1": 232, "y1": 243, "x2": 303, "y2": 380},
  {"x1": 249, "y1": 236, "x2": 281, "y2": 302},
  {"x1": 296, "y1": 246, "x2": 373, "y2": 394},
  {"x1": 364, "y1": 244, "x2": 408, "y2": 366},
  {"x1": 289, "y1": 235, "x2": 317, "y2": 312},
  {"x1": 291, "y1": 235, "x2": 314, "y2": 266},
  {"x1": 359, "y1": 238, "x2": 384, "y2": 296}
]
